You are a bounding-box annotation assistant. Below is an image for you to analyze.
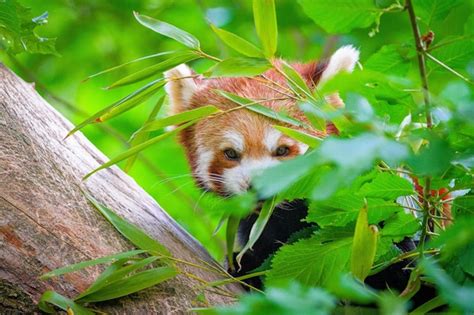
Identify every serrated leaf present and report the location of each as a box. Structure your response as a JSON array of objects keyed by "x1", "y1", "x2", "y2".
[
  {"x1": 66, "y1": 78, "x2": 164, "y2": 137},
  {"x1": 38, "y1": 291, "x2": 93, "y2": 315},
  {"x1": 83, "y1": 120, "x2": 196, "y2": 180},
  {"x1": 266, "y1": 234, "x2": 353, "y2": 287},
  {"x1": 365, "y1": 45, "x2": 410, "y2": 76},
  {"x1": 429, "y1": 38, "x2": 474, "y2": 74},
  {"x1": 207, "y1": 57, "x2": 270, "y2": 77},
  {"x1": 236, "y1": 197, "x2": 277, "y2": 267},
  {"x1": 210, "y1": 24, "x2": 263, "y2": 58},
  {"x1": 298, "y1": 0, "x2": 381, "y2": 34},
  {"x1": 359, "y1": 172, "x2": 414, "y2": 200},
  {"x1": 217, "y1": 90, "x2": 307, "y2": 127},
  {"x1": 381, "y1": 212, "x2": 420, "y2": 241},
  {"x1": 139, "y1": 105, "x2": 220, "y2": 132},
  {"x1": 253, "y1": 0, "x2": 278, "y2": 57},
  {"x1": 351, "y1": 205, "x2": 379, "y2": 281},
  {"x1": 86, "y1": 194, "x2": 171, "y2": 257},
  {"x1": 272, "y1": 125, "x2": 322, "y2": 148},
  {"x1": 78, "y1": 266, "x2": 177, "y2": 302},
  {"x1": 134, "y1": 12, "x2": 200, "y2": 49},
  {"x1": 40, "y1": 250, "x2": 146, "y2": 280},
  {"x1": 415, "y1": 0, "x2": 463, "y2": 26},
  {"x1": 106, "y1": 50, "x2": 198, "y2": 89}
]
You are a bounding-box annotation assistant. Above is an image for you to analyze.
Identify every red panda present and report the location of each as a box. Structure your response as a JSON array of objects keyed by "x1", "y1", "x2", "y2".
[{"x1": 164, "y1": 45, "x2": 359, "y2": 196}]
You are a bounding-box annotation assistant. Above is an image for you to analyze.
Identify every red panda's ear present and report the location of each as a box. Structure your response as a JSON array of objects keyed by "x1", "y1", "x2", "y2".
[
  {"x1": 164, "y1": 64, "x2": 198, "y2": 114},
  {"x1": 319, "y1": 45, "x2": 359, "y2": 85}
]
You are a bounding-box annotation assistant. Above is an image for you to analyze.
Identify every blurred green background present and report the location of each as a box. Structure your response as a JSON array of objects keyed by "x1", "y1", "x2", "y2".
[{"x1": 1, "y1": 0, "x2": 472, "y2": 260}]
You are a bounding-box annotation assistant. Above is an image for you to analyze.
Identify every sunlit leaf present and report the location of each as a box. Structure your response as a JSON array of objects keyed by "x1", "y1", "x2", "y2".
[
  {"x1": 78, "y1": 266, "x2": 178, "y2": 302},
  {"x1": 86, "y1": 194, "x2": 171, "y2": 257},
  {"x1": 138, "y1": 105, "x2": 220, "y2": 132},
  {"x1": 272, "y1": 125, "x2": 322, "y2": 148},
  {"x1": 210, "y1": 24, "x2": 263, "y2": 58},
  {"x1": 208, "y1": 57, "x2": 270, "y2": 77},
  {"x1": 252, "y1": 0, "x2": 278, "y2": 57},
  {"x1": 40, "y1": 250, "x2": 146, "y2": 280},
  {"x1": 359, "y1": 172, "x2": 414, "y2": 200},
  {"x1": 38, "y1": 291, "x2": 93, "y2": 315},
  {"x1": 134, "y1": 12, "x2": 200, "y2": 49},
  {"x1": 236, "y1": 196, "x2": 277, "y2": 267}
]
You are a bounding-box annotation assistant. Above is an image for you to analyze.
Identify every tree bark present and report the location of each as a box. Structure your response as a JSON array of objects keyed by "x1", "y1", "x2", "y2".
[{"x1": 0, "y1": 64, "x2": 242, "y2": 314}]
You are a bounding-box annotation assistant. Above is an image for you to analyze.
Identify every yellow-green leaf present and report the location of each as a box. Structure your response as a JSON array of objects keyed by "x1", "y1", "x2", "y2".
[
  {"x1": 272, "y1": 125, "x2": 322, "y2": 148},
  {"x1": 253, "y1": 0, "x2": 278, "y2": 58},
  {"x1": 210, "y1": 24, "x2": 264, "y2": 58},
  {"x1": 38, "y1": 291, "x2": 94, "y2": 315}
]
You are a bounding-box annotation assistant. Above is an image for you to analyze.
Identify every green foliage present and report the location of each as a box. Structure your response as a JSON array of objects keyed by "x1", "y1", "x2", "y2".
[
  {"x1": 0, "y1": 0, "x2": 57, "y2": 55},
  {"x1": 2, "y1": 0, "x2": 473, "y2": 313}
]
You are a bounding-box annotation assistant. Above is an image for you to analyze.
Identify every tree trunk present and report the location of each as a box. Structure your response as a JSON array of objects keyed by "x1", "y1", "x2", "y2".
[{"x1": 0, "y1": 64, "x2": 242, "y2": 314}]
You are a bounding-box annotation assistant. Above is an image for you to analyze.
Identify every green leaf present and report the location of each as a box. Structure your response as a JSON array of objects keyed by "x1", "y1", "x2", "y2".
[
  {"x1": 83, "y1": 120, "x2": 196, "y2": 180},
  {"x1": 84, "y1": 51, "x2": 176, "y2": 81},
  {"x1": 38, "y1": 291, "x2": 94, "y2": 315},
  {"x1": 351, "y1": 205, "x2": 379, "y2": 281},
  {"x1": 106, "y1": 50, "x2": 198, "y2": 89},
  {"x1": 225, "y1": 215, "x2": 240, "y2": 272},
  {"x1": 0, "y1": 2, "x2": 57, "y2": 55},
  {"x1": 217, "y1": 90, "x2": 307, "y2": 127},
  {"x1": 208, "y1": 57, "x2": 271, "y2": 77},
  {"x1": 125, "y1": 96, "x2": 165, "y2": 172},
  {"x1": 415, "y1": 0, "x2": 463, "y2": 26},
  {"x1": 266, "y1": 233, "x2": 353, "y2": 287},
  {"x1": 236, "y1": 197, "x2": 277, "y2": 267},
  {"x1": 210, "y1": 24, "x2": 263, "y2": 58},
  {"x1": 272, "y1": 125, "x2": 322, "y2": 148},
  {"x1": 279, "y1": 61, "x2": 312, "y2": 97},
  {"x1": 139, "y1": 105, "x2": 220, "y2": 132},
  {"x1": 359, "y1": 172, "x2": 414, "y2": 200},
  {"x1": 452, "y1": 195, "x2": 474, "y2": 219},
  {"x1": 365, "y1": 45, "x2": 410, "y2": 76},
  {"x1": 328, "y1": 273, "x2": 378, "y2": 304},
  {"x1": 298, "y1": 0, "x2": 381, "y2": 34},
  {"x1": 381, "y1": 212, "x2": 420, "y2": 241},
  {"x1": 66, "y1": 78, "x2": 164, "y2": 137},
  {"x1": 429, "y1": 37, "x2": 474, "y2": 74},
  {"x1": 86, "y1": 194, "x2": 171, "y2": 257},
  {"x1": 77, "y1": 256, "x2": 160, "y2": 300},
  {"x1": 134, "y1": 12, "x2": 200, "y2": 49},
  {"x1": 40, "y1": 250, "x2": 146, "y2": 280},
  {"x1": 78, "y1": 266, "x2": 178, "y2": 302},
  {"x1": 253, "y1": 0, "x2": 278, "y2": 57}
]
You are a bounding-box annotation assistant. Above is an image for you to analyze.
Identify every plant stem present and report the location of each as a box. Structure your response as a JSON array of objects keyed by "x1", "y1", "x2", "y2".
[{"x1": 405, "y1": 0, "x2": 433, "y2": 257}]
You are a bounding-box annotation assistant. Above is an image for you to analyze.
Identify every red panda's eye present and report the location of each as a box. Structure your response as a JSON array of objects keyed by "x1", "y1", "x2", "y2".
[
  {"x1": 223, "y1": 148, "x2": 240, "y2": 161},
  {"x1": 275, "y1": 146, "x2": 290, "y2": 157}
]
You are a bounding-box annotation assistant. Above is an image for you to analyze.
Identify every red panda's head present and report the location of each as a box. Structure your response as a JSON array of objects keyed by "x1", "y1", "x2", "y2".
[{"x1": 165, "y1": 46, "x2": 359, "y2": 196}]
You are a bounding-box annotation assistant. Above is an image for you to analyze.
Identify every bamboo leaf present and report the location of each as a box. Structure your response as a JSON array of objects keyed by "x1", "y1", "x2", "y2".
[
  {"x1": 85, "y1": 194, "x2": 171, "y2": 257},
  {"x1": 253, "y1": 0, "x2": 278, "y2": 57},
  {"x1": 40, "y1": 250, "x2": 146, "y2": 280},
  {"x1": 351, "y1": 204, "x2": 378, "y2": 281},
  {"x1": 236, "y1": 197, "x2": 277, "y2": 267},
  {"x1": 208, "y1": 57, "x2": 271, "y2": 77},
  {"x1": 83, "y1": 51, "x2": 175, "y2": 82},
  {"x1": 125, "y1": 96, "x2": 166, "y2": 172},
  {"x1": 76, "y1": 256, "x2": 160, "y2": 300},
  {"x1": 139, "y1": 105, "x2": 220, "y2": 133},
  {"x1": 217, "y1": 90, "x2": 307, "y2": 127},
  {"x1": 210, "y1": 24, "x2": 264, "y2": 58},
  {"x1": 66, "y1": 78, "x2": 164, "y2": 138},
  {"x1": 279, "y1": 60, "x2": 312, "y2": 97},
  {"x1": 38, "y1": 291, "x2": 94, "y2": 315},
  {"x1": 78, "y1": 267, "x2": 178, "y2": 302},
  {"x1": 272, "y1": 125, "x2": 322, "y2": 148},
  {"x1": 226, "y1": 215, "x2": 240, "y2": 272},
  {"x1": 134, "y1": 12, "x2": 200, "y2": 49},
  {"x1": 83, "y1": 120, "x2": 196, "y2": 180},
  {"x1": 106, "y1": 50, "x2": 198, "y2": 89}
]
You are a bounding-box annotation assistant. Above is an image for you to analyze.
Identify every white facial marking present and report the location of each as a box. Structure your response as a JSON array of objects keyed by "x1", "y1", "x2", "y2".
[
  {"x1": 298, "y1": 143, "x2": 309, "y2": 154},
  {"x1": 222, "y1": 157, "x2": 279, "y2": 194},
  {"x1": 222, "y1": 131, "x2": 244, "y2": 152},
  {"x1": 195, "y1": 145, "x2": 213, "y2": 188},
  {"x1": 264, "y1": 128, "x2": 282, "y2": 152}
]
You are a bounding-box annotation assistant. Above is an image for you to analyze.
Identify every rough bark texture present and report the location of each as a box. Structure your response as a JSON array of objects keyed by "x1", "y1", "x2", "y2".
[{"x1": 0, "y1": 64, "x2": 242, "y2": 314}]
